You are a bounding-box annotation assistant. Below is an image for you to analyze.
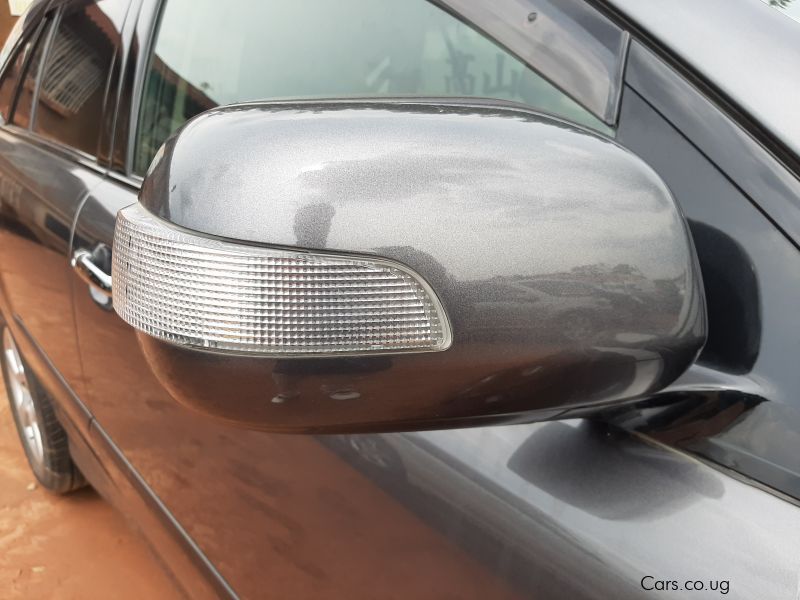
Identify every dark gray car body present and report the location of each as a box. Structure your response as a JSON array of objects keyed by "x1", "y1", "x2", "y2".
[{"x1": 0, "y1": 0, "x2": 798, "y2": 598}]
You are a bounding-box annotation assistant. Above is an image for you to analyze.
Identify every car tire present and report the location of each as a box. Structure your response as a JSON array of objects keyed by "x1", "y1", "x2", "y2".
[{"x1": 1, "y1": 326, "x2": 86, "y2": 493}]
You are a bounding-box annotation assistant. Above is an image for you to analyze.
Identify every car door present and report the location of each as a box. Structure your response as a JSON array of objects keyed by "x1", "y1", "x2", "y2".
[
  {"x1": 69, "y1": 1, "x2": 800, "y2": 599},
  {"x1": 0, "y1": 0, "x2": 128, "y2": 431}
]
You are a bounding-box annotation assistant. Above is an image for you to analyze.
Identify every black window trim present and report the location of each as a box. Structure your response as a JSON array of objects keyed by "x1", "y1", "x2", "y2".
[
  {"x1": 25, "y1": 8, "x2": 59, "y2": 131},
  {"x1": 624, "y1": 42, "x2": 800, "y2": 253},
  {"x1": 589, "y1": 0, "x2": 800, "y2": 186},
  {"x1": 97, "y1": 0, "x2": 136, "y2": 169},
  {"x1": 110, "y1": 0, "x2": 143, "y2": 179},
  {"x1": 0, "y1": 0, "x2": 51, "y2": 94},
  {"x1": 4, "y1": 124, "x2": 107, "y2": 175},
  {"x1": 1, "y1": 16, "x2": 48, "y2": 125}
]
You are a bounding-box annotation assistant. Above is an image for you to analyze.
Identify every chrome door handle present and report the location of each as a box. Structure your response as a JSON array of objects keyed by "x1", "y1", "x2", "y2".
[{"x1": 71, "y1": 248, "x2": 112, "y2": 298}]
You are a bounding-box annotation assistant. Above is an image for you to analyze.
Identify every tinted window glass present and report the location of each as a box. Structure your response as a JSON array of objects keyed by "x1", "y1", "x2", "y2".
[
  {"x1": 0, "y1": 32, "x2": 36, "y2": 121},
  {"x1": 12, "y1": 20, "x2": 51, "y2": 129},
  {"x1": 135, "y1": 0, "x2": 607, "y2": 174},
  {"x1": 33, "y1": 0, "x2": 119, "y2": 155},
  {"x1": 0, "y1": 17, "x2": 26, "y2": 75}
]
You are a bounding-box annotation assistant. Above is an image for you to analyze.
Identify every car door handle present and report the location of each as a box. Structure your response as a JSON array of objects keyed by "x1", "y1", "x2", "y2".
[{"x1": 71, "y1": 247, "x2": 112, "y2": 298}]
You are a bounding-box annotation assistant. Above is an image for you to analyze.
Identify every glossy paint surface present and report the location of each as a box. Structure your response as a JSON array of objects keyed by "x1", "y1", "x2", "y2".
[
  {"x1": 0, "y1": 0, "x2": 130, "y2": 438},
  {"x1": 0, "y1": 131, "x2": 101, "y2": 407},
  {"x1": 66, "y1": 203, "x2": 800, "y2": 597},
  {"x1": 0, "y1": 0, "x2": 128, "y2": 398},
  {"x1": 59, "y1": 254, "x2": 800, "y2": 600},
  {"x1": 135, "y1": 101, "x2": 704, "y2": 431}
]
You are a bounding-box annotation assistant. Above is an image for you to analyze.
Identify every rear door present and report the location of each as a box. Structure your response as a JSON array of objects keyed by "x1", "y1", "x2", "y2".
[{"x1": 0, "y1": 0, "x2": 127, "y2": 426}]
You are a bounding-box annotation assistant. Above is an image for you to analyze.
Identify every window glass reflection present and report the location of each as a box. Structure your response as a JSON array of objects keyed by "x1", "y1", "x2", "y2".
[
  {"x1": 0, "y1": 32, "x2": 35, "y2": 122},
  {"x1": 135, "y1": 0, "x2": 608, "y2": 174},
  {"x1": 12, "y1": 22, "x2": 49, "y2": 129},
  {"x1": 33, "y1": 0, "x2": 120, "y2": 156}
]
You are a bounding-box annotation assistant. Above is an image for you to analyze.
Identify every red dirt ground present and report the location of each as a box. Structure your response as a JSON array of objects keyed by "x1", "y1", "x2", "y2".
[{"x1": 0, "y1": 390, "x2": 181, "y2": 599}]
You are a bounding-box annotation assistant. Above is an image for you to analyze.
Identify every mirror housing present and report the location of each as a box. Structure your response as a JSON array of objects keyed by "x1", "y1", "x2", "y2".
[{"x1": 117, "y1": 100, "x2": 705, "y2": 432}]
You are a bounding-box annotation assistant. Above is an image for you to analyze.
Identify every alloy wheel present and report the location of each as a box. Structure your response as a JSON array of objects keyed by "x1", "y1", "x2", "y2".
[{"x1": 3, "y1": 328, "x2": 44, "y2": 465}]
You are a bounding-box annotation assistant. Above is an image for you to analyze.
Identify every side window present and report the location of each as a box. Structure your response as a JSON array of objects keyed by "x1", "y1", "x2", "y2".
[
  {"x1": 12, "y1": 19, "x2": 52, "y2": 129},
  {"x1": 134, "y1": 0, "x2": 608, "y2": 174},
  {"x1": 0, "y1": 25, "x2": 41, "y2": 122},
  {"x1": 32, "y1": 0, "x2": 119, "y2": 156}
]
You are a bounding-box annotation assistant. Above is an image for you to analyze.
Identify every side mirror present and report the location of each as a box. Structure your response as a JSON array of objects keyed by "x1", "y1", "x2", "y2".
[{"x1": 113, "y1": 100, "x2": 705, "y2": 432}]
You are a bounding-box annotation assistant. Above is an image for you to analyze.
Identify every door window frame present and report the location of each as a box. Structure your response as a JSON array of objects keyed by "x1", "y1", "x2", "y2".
[{"x1": 0, "y1": 0, "x2": 132, "y2": 174}]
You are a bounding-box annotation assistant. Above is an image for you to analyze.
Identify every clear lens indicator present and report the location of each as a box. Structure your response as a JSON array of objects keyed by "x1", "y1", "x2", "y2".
[{"x1": 112, "y1": 204, "x2": 452, "y2": 356}]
